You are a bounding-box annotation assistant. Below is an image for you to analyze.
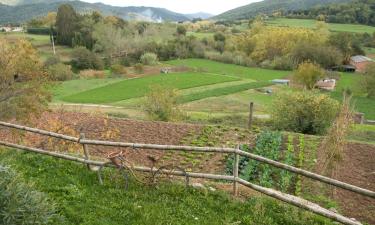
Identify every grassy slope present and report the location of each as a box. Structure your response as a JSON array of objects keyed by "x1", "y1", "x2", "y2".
[
  {"x1": 167, "y1": 59, "x2": 290, "y2": 81},
  {"x1": 62, "y1": 72, "x2": 239, "y2": 104},
  {"x1": 178, "y1": 81, "x2": 271, "y2": 103},
  {"x1": 266, "y1": 18, "x2": 375, "y2": 33},
  {"x1": 0, "y1": 149, "x2": 333, "y2": 225},
  {"x1": 331, "y1": 73, "x2": 375, "y2": 120},
  {"x1": 53, "y1": 78, "x2": 124, "y2": 102}
]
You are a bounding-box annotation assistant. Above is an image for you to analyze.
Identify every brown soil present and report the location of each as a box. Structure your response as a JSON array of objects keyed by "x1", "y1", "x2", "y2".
[{"x1": 331, "y1": 143, "x2": 375, "y2": 224}]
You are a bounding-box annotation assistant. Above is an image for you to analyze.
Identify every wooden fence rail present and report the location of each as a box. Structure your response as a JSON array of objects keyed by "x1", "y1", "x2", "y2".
[
  {"x1": 1, "y1": 121, "x2": 372, "y2": 198},
  {"x1": 1, "y1": 121, "x2": 374, "y2": 225}
]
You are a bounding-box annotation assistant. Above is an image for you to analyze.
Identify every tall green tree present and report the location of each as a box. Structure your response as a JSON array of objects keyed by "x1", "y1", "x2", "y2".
[{"x1": 56, "y1": 4, "x2": 80, "y2": 46}]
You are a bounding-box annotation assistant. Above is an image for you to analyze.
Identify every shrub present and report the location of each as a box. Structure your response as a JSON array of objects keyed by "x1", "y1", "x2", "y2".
[
  {"x1": 271, "y1": 90, "x2": 340, "y2": 135},
  {"x1": 79, "y1": 69, "x2": 105, "y2": 79},
  {"x1": 110, "y1": 64, "x2": 127, "y2": 78},
  {"x1": 44, "y1": 55, "x2": 61, "y2": 67},
  {"x1": 140, "y1": 52, "x2": 158, "y2": 65},
  {"x1": 293, "y1": 62, "x2": 325, "y2": 90},
  {"x1": 176, "y1": 25, "x2": 187, "y2": 36},
  {"x1": 134, "y1": 63, "x2": 144, "y2": 74},
  {"x1": 143, "y1": 85, "x2": 183, "y2": 122},
  {"x1": 0, "y1": 165, "x2": 60, "y2": 225},
  {"x1": 362, "y1": 63, "x2": 375, "y2": 98},
  {"x1": 47, "y1": 63, "x2": 74, "y2": 81},
  {"x1": 71, "y1": 47, "x2": 104, "y2": 70}
]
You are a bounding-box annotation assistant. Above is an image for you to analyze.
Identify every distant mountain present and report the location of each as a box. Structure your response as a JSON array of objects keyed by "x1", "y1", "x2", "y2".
[
  {"x1": 185, "y1": 12, "x2": 213, "y2": 20},
  {"x1": 213, "y1": 0, "x2": 353, "y2": 21},
  {"x1": 0, "y1": 0, "x2": 190, "y2": 24},
  {"x1": 0, "y1": 0, "x2": 69, "y2": 5}
]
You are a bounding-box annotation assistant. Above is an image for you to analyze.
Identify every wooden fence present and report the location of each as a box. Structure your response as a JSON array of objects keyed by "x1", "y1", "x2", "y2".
[{"x1": 0, "y1": 121, "x2": 374, "y2": 225}]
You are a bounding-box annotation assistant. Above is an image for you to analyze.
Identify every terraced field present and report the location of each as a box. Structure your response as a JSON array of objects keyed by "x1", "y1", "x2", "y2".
[
  {"x1": 167, "y1": 59, "x2": 290, "y2": 81},
  {"x1": 62, "y1": 72, "x2": 240, "y2": 104}
]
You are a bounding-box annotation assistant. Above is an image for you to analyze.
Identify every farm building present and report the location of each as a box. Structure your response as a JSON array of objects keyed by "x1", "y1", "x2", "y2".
[
  {"x1": 350, "y1": 55, "x2": 374, "y2": 73},
  {"x1": 316, "y1": 79, "x2": 336, "y2": 91}
]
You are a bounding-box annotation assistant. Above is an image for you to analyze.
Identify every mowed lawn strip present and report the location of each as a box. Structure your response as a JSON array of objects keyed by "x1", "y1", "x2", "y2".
[
  {"x1": 167, "y1": 59, "x2": 290, "y2": 81},
  {"x1": 63, "y1": 72, "x2": 239, "y2": 104},
  {"x1": 178, "y1": 81, "x2": 271, "y2": 103}
]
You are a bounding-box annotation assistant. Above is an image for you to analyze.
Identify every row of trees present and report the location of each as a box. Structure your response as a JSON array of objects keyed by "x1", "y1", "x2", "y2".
[{"x1": 285, "y1": 0, "x2": 375, "y2": 26}]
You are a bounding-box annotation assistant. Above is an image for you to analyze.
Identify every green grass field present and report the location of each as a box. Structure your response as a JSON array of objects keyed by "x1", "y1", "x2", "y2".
[
  {"x1": 63, "y1": 72, "x2": 239, "y2": 104},
  {"x1": 266, "y1": 18, "x2": 375, "y2": 33},
  {"x1": 53, "y1": 78, "x2": 124, "y2": 102},
  {"x1": 178, "y1": 81, "x2": 271, "y2": 103},
  {"x1": 187, "y1": 32, "x2": 214, "y2": 39},
  {"x1": 0, "y1": 149, "x2": 333, "y2": 225},
  {"x1": 331, "y1": 73, "x2": 375, "y2": 120},
  {"x1": 167, "y1": 59, "x2": 290, "y2": 81}
]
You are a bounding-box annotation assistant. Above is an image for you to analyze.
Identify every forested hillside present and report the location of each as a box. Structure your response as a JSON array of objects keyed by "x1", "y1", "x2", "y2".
[
  {"x1": 285, "y1": 0, "x2": 375, "y2": 26},
  {"x1": 0, "y1": 0, "x2": 189, "y2": 24},
  {"x1": 213, "y1": 0, "x2": 352, "y2": 21}
]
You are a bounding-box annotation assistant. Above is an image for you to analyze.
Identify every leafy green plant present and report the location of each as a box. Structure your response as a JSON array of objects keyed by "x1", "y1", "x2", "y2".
[
  {"x1": 295, "y1": 134, "x2": 305, "y2": 196},
  {"x1": 238, "y1": 131, "x2": 283, "y2": 188},
  {"x1": 280, "y1": 135, "x2": 295, "y2": 192}
]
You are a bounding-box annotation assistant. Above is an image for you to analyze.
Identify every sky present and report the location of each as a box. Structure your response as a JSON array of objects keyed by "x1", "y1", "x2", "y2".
[{"x1": 81, "y1": 0, "x2": 261, "y2": 15}]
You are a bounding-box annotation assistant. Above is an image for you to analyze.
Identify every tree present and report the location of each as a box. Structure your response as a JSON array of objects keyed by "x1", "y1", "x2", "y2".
[
  {"x1": 71, "y1": 47, "x2": 104, "y2": 70},
  {"x1": 293, "y1": 62, "x2": 325, "y2": 90},
  {"x1": 0, "y1": 38, "x2": 50, "y2": 121},
  {"x1": 362, "y1": 63, "x2": 375, "y2": 98},
  {"x1": 329, "y1": 32, "x2": 365, "y2": 63},
  {"x1": 56, "y1": 4, "x2": 80, "y2": 46},
  {"x1": 290, "y1": 41, "x2": 343, "y2": 69}
]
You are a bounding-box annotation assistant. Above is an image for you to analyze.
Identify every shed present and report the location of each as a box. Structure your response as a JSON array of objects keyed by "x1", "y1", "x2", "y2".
[
  {"x1": 350, "y1": 55, "x2": 374, "y2": 73},
  {"x1": 271, "y1": 79, "x2": 290, "y2": 85},
  {"x1": 331, "y1": 65, "x2": 356, "y2": 73}
]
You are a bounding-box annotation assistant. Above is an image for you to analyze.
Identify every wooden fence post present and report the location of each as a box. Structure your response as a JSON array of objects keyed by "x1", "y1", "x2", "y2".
[
  {"x1": 80, "y1": 133, "x2": 90, "y2": 169},
  {"x1": 233, "y1": 145, "x2": 240, "y2": 196},
  {"x1": 248, "y1": 102, "x2": 254, "y2": 129}
]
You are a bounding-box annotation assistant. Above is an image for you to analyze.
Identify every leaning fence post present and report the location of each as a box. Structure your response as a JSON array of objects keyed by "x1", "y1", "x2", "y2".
[
  {"x1": 233, "y1": 144, "x2": 240, "y2": 196},
  {"x1": 80, "y1": 133, "x2": 90, "y2": 169},
  {"x1": 248, "y1": 102, "x2": 254, "y2": 129}
]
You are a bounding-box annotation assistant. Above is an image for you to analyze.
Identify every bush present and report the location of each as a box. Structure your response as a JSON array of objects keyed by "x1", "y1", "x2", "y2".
[
  {"x1": 143, "y1": 85, "x2": 183, "y2": 122},
  {"x1": 79, "y1": 70, "x2": 105, "y2": 79},
  {"x1": 271, "y1": 91, "x2": 340, "y2": 135},
  {"x1": 363, "y1": 63, "x2": 375, "y2": 98},
  {"x1": 27, "y1": 27, "x2": 51, "y2": 35},
  {"x1": 44, "y1": 55, "x2": 61, "y2": 67},
  {"x1": 134, "y1": 63, "x2": 144, "y2": 74},
  {"x1": 71, "y1": 47, "x2": 104, "y2": 70},
  {"x1": 140, "y1": 52, "x2": 158, "y2": 65},
  {"x1": 0, "y1": 165, "x2": 60, "y2": 225},
  {"x1": 47, "y1": 63, "x2": 74, "y2": 81},
  {"x1": 110, "y1": 64, "x2": 127, "y2": 78},
  {"x1": 293, "y1": 62, "x2": 325, "y2": 90}
]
